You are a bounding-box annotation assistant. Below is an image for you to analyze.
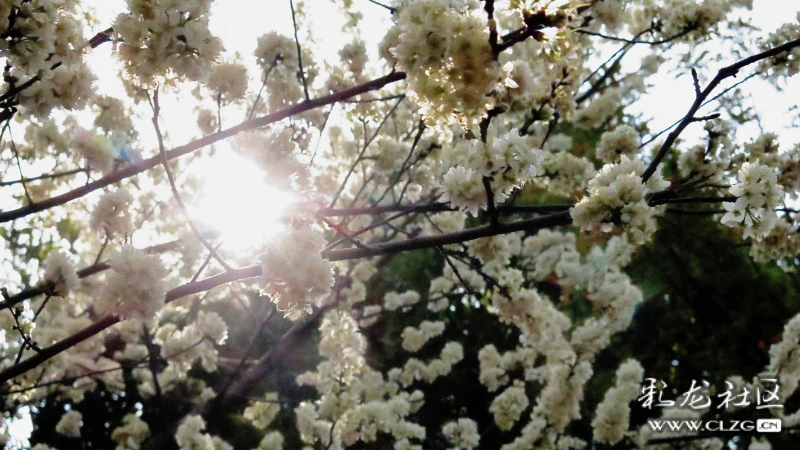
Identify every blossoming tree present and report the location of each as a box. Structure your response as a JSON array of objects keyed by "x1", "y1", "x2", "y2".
[{"x1": 1, "y1": 0, "x2": 800, "y2": 448}]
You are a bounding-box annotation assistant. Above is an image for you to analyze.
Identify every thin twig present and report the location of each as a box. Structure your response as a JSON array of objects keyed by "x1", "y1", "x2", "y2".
[
  {"x1": 642, "y1": 37, "x2": 800, "y2": 182},
  {"x1": 289, "y1": 0, "x2": 310, "y2": 101},
  {"x1": 151, "y1": 89, "x2": 233, "y2": 272}
]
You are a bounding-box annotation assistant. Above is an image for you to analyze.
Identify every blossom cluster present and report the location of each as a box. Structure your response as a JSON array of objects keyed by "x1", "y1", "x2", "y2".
[
  {"x1": 571, "y1": 156, "x2": 669, "y2": 245},
  {"x1": 592, "y1": 359, "x2": 644, "y2": 444},
  {"x1": 720, "y1": 161, "x2": 784, "y2": 241},
  {"x1": 383, "y1": 0, "x2": 500, "y2": 125},
  {"x1": 259, "y1": 226, "x2": 334, "y2": 316},
  {"x1": 442, "y1": 129, "x2": 544, "y2": 214},
  {"x1": 114, "y1": 0, "x2": 223, "y2": 87},
  {"x1": 95, "y1": 247, "x2": 168, "y2": 320}
]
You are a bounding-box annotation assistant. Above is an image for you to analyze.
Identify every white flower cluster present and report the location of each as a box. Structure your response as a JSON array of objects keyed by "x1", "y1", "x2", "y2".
[
  {"x1": 490, "y1": 381, "x2": 529, "y2": 431},
  {"x1": 18, "y1": 63, "x2": 96, "y2": 118},
  {"x1": 467, "y1": 233, "x2": 522, "y2": 267},
  {"x1": 384, "y1": 290, "x2": 421, "y2": 311},
  {"x1": 383, "y1": 0, "x2": 499, "y2": 125},
  {"x1": 254, "y1": 32, "x2": 314, "y2": 111},
  {"x1": 490, "y1": 288, "x2": 572, "y2": 361},
  {"x1": 584, "y1": 268, "x2": 643, "y2": 334},
  {"x1": 743, "y1": 135, "x2": 800, "y2": 198},
  {"x1": 571, "y1": 156, "x2": 669, "y2": 245},
  {"x1": 758, "y1": 13, "x2": 800, "y2": 79},
  {"x1": 42, "y1": 251, "x2": 79, "y2": 296},
  {"x1": 574, "y1": 89, "x2": 621, "y2": 130},
  {"x1": 478, "y1": 344, "x2": 535, "y2": 392},
  {"x1": 255, "y1": 32, "x2": 297, "y2": 70},
  {"x1": 111, "y1": 414, "x2": 150, "y2": 450},
  {"x1": 255, "y1": 431, "x2": 284, "y2": 450},
  {"x1": 401, "y1": 321, "x2": 446, "y2": 353},
  {"x1": 441, "y1": 418, "x2": 480, "y2": 450},
  {"x1": 749, "y1": 440, "x2": 772, "y2": 450},
  {"x1": 0, "y1": 0, "x2": 85, "y2": 72},
  {"x1": 244, "y1": 393, "x2": 280, "y2": 429},
  {"x1": 90, "y1": 189, "x2": 133, "y2": 239},
  {"x1": 158, "y1": 311, "x2": 227, "y2": 373},
  {"x1": 627, "y1": 0, "x2": 741, "y2": 41},
  {"x1": 520, "y1": 229, "x2": 582, "y2": 285},
  {"x1": 391, "y1": 342, "x2": 464, "y2": 387},
  {"x1": 720, "y1": 161, "x2": 784, "y2": 241},
  {"x1": 443, "y1": 130, "x2": 544, "y2": 214},
  {"x1": 538, "y1": 361, "x2": 594, "y2": 432},
  {"x1": 0, "y1": 0, "x2": 94, "y2": 117},
  {"x1": 767, "y1": 313, "x2": 800, "y2": 399},
  {"x1": 174, "y1": 414, "x2": 231, "y2": 450},
  {"x1": 591, "y1": 359, "x2": 644, "y2": 444},
  {"x1": 441, "y1": 167, "x2": 487, "y2": 215},
  {"x1": 94, "y1": 96, "x2": 134, "y2": 136},
  {"x1": 296, "y1": 311, "x2": 426, "y2": 449},
  {"x1": 55, "y1": 410, "x2": 82, "y2": 437},
  {"x1": 596, "y1": 125, "x2": 640, "y2": 163},
  {"x1": 659, "y1": 0, "x2": 734, "y2": 39},
  {"x1": 95, "y1": 247, "x2": 168, "y2": 321},
  {"x1": 590, "y1": 0, "x2": 628, "y2": 32},
  {"x1": 678, "y1": 119, "x2": 734, "y2": 181},
  {"x1": 114, "y1": 0, "x2": 223, "y2": 87},
  {"x1": 339, "y1": 39, "x2": 368, "y2": 77},
  {"x1": 259, "y1": 227, "x2": 334, "y2": 316},
  {"x1": 749, "y1": 218, "x2": 800, "y2": 263},
  {"x1": 205, "y1": 60, "x2": 248, "y2": 104},
  {"x1": 535, "y1": 151, "x2": 596, "y2": 198}
]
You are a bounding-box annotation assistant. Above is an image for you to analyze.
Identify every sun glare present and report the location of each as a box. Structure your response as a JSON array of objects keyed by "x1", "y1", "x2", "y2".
[{"x1": 190, "y1": 150, "x2": 296, "y2": 251}]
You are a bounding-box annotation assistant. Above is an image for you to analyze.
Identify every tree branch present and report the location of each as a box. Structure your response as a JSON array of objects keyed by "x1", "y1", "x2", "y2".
[
  {"x1": 642, "y1": 37, "x2": 800, "y2": 182},
  {"x1": 0, "y1": 72, "x2": 406, "y2": 224}
]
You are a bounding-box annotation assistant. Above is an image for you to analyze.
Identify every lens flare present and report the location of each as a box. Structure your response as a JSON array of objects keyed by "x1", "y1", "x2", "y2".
[{"x1": 190, "y1": 150, "x2": 295, "y2": 251}]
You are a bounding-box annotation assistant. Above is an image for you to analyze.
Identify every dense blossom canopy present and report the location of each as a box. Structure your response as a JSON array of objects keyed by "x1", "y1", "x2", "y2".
[{"x1": 1, "y1": 0, "x2": 800, "y2": 449}]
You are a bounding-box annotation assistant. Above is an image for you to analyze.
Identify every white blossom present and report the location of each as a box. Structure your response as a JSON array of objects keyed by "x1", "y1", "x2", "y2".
[
  {"x1": 114, "y1": 0, "x2": 223, "y2": 87},
  {"x1": 96, "y1": 247, "x2": 168, "y2": 320},
  {"x1": 596, "y1": 125, "x2": 640, "y2": 163},
  {"x1": 55, "y1": 410, "x2": 82, "y2": 437},
  {"x1": 259, "y1": 227, "x2": 334, "y2": 316},
  {"x1": 206, "y1": 61, "x2": 248, "y2": 103},
  {"x1": 385, "y1": 0, "x2": 500, "y2": 125},
  {"x1": 490, "y1": 381, "x2": 529, "y2": 431},
  {"x1": 441, "y1": 418, "x2": 480, "y2": 450},
  {"x1": 256, "y1": 431, "x2": 284, "y2": 450},
  {"x1": 720, "y1": 161, "x2": 784, "y2": 241},
  {"x1": 90, "y1": 189, "x2": 134, "y2": 239},
  {"x1": 571, "y1": 156, "x2": 669, "y2": 245},
  {"x1": 592, "y1": 359, "x2": 644, "y2": 444},
  {"x1": 42, "y1": 251, "x2": 80, "y2": 296},
  {"x1": 401, "y1": 321, "x2": 446, "y2": 353},
  {"x1": 111, "y1": 414, "x2": 150, "y2": 450},
  {"x1": 244, "y1": 393, "x2": 280, "y2": 429}
]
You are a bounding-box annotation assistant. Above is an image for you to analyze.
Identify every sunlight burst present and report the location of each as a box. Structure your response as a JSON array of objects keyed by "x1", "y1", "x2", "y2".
[{"x1": 191, "y1": 150, "x2": 295, "y2": 251}]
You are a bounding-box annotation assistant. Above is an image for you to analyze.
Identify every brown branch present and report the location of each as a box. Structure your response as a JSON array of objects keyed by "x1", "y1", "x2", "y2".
[
  {"x1": 289, "y1": 0, "x2": 310, "y2": 101},
  {"x1": 0, "y1": 168, "x2": 84, "y2": 187},
  {"x1": 642, "y1": 37, "x2": 800, "y2": 182},
  {"x1": 0, "y1": 208, "x2": 571, "y2": 383},
  {"x1": 0, "y1": 265, "x2": 262, "y2": 384},
  {"x1": 0, "y1": 231, "x2": 218, "y2": 310},
  {"x1": 0, "y1": 72, "x2": 406, "y2": 224}
]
